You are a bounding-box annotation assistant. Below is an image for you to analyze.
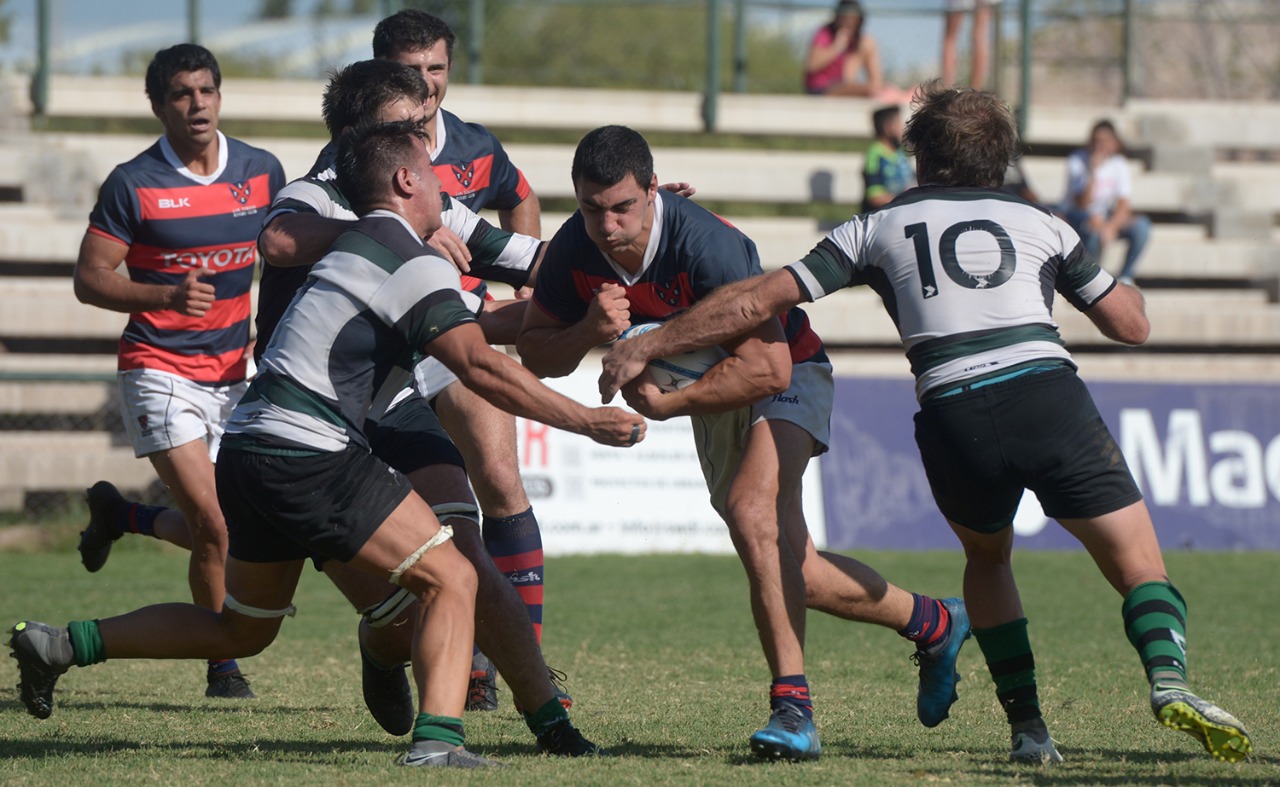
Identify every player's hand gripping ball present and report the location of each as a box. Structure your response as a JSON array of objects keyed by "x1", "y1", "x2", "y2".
[{"x1": 617, "y1": 323, "x2": 729, "y2": 394}]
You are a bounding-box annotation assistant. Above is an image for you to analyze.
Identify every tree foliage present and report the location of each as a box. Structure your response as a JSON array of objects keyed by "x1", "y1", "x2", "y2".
[
  {"x1": 257, "y1": 0, "x2": 295, "y2": 20},
  {"x1": 250, "y1": 0, "x2": 805, "y2": 93},
  {"x1": 476, "y1": 2, "x2": 802, "y2": 93}
]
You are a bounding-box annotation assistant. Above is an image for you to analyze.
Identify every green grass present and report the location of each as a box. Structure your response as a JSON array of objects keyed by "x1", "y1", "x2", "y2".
[{"x1": 1, "y1": 545, "x2": 1278, "y2": 785}]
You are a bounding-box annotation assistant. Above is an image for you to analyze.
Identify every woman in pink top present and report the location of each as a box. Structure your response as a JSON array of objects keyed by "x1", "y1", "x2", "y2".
[{"x1": 804, "y1": 0, "x2": 911, "y2": 102}]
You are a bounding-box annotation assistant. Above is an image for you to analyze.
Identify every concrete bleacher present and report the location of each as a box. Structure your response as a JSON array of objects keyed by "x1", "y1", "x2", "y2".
[{"x1": 2, "y1": 75, "x2": 1279, "y2": 512}]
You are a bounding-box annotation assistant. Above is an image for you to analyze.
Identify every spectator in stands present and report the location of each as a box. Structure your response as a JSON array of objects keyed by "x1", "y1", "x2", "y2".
[
  {"x1": 941, "y1": 0, "x2": 1000, "y2": 90},
  {"x1": 804, "y1": 0, "x2": 912, "y2": 103},
  {"x1": 1061, "y1": 120, "x2": 1151, "y2": 285},
  {"x1": 862, "y1": 105, "x2": 916, "y2": 213},
  {"x1": 69, "y1": 44, "x2": 284, "y2": 700}
]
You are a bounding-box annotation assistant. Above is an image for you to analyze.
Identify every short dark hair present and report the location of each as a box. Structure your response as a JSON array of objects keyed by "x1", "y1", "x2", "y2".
[
  {"x1": 872, "y1": 105, "x2": 900, "y2": 139},
  {"x1": 372, "y1": 9, "x2": 455, "y2": 62},
  {"x1": 322, "y1": 60, "x2": 429, "y2": 139},
  {"x1": 903, "y1": 79, "x2": 1018, "y2": 189},
  {"x1": 335, "y1": 119, "x2": 428, "y2": 216},
  {"x1": 145, "y1": 44, "x2": 220, "y2": 105},
  {"x1": 571, "y1": 125, "x2": 654, "y2": 191}
]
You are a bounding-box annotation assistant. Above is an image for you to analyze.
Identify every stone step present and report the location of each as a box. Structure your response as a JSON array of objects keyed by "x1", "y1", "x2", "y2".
[{"x1": 0, "y1": 431, "x2": 154, "y2": 492}]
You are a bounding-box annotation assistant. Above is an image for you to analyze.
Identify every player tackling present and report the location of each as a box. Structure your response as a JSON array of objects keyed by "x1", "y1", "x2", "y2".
[
  {"x1": 519, "y1": 125, "x2": 970, "y2": 762},
  {"x1": 598, "y1": 81, "x2": 1252, "y2": 765},
  {"x1": 10, "y1": 118, "x2": 645, "y2": 768}
]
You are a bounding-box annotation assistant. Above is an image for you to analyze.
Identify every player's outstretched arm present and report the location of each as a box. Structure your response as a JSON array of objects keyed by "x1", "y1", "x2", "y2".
[
  {"x1": 1084, "y1": 280, "x2": 1150, "y2": 345},
  {"x1": 258, "y1": 212, "x2": 350, "y2": 268},
  {"x1": 429, "y1": 322, "x2": 646, "y2": 448},
  {"x1": 599, "y1": 269, "x2": 805, "y2": 402},
  {"x1": 73, "y1": 232, "x2": 213, "y2": 316}
]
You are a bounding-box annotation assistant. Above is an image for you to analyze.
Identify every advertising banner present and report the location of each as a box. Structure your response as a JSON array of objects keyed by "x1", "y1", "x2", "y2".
[
  {"x1": 519, "y1": 370, "x2": 826, "y2": 554},
  {"x1": 821, "y1": 376, "x2": 1280, "y2": 550}
]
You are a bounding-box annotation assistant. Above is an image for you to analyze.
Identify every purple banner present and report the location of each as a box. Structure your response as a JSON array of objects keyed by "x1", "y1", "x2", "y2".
[{"x1": 821, "y1": 376, "x2": 1280, "y2": 550}]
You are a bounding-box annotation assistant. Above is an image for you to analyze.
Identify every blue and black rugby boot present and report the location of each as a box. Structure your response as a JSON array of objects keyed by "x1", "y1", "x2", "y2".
[
  {"x1": 749, "y1": 704, "x2": 821, "y2": 761},
  {"x1": 912, "y1": 596, "x2": 971, "y2": 727}
]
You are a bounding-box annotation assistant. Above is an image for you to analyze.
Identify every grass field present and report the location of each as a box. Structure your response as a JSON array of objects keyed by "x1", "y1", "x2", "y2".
[{"x1": 1, "y1": 541, "x2": 1278, "y2": 785}]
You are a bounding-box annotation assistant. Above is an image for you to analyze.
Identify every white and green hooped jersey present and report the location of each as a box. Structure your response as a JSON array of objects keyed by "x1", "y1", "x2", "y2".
[
  {"x1": 786, "y1": 186, "x2": 1115, "y2": 401},
  {"x1": 225, "y1": 210, "x2": 476, "y2": 455}
]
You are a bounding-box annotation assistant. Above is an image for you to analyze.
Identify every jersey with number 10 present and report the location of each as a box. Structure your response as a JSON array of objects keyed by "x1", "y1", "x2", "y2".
[{"x1": 786, "y1": 186, "x2": 1115, "y2": 400}]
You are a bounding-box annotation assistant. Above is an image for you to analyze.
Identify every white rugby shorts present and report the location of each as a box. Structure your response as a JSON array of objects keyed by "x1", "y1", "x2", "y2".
[
  {"x1": 691, "y1": 361, "x2": 833, "y2": 516},
  {"x1": 118, "y1": 368, "x2": 247, "y2": 460}
]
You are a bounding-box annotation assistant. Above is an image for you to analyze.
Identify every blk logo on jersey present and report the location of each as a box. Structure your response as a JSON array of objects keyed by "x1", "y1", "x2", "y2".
[
  {"x1": 158, "y1": 197, "x2": 191, "y2": 209},
  {"x1": 450, "y1": 162, "x2": 475, "y2": 190},
  {"x1": 228, "y1": 181, "x2": 251, "y2": 204}
]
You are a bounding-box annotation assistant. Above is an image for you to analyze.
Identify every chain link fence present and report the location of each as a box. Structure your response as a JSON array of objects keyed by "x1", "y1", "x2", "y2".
[{"x1": 1018, "y1": 0, "x2": 1280, "y2": 106}]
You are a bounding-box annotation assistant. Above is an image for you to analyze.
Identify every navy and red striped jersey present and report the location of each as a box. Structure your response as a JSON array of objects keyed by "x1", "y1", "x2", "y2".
[
  {"x1": 431, "y1": 108, "x2": 532, "y2": 296},
  {"x1": 431, "y1": 108, "x2": 531, "y2": 212},
  {"x1": 88, "y1": 132, "x2": 284, "y2": 384},
  {"x1": 533, "y1": 191, "x2": 827, "y2": 367}
]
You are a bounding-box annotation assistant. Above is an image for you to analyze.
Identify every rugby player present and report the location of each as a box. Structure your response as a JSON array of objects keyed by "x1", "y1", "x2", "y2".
[
  {"x1": 519, "y1": 125, "x2": 970, "y2": 762},
  {"x1": 71, "y1": 43, "x2": 284, "y2": 699},
  {"x1": 597, "y1": 82, "x2": 1252, "y2": 765}
]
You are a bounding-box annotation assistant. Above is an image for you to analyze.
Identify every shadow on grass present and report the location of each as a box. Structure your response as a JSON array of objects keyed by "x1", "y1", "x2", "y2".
[
  {"x1": 0, "y1": 736, "x2": 400, "y2": 762},
  {"x1": 817, "y1": 739, "x2": 1273, "y2": 786},
  {"x1": 57, "y1": 699, "x2": 340, "y2": 715}
]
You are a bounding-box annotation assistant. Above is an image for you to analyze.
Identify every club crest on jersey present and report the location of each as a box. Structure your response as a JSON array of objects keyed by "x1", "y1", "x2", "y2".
[
  {"x1": 137, "y1": 414, "x2": 151, "y2": 435},
  {"x1": 450, "y1": 162, "x2": 475, "y2": 190},
  {"x1": 653, "y1": 280, "x2": 685, "y2": 308},
  {"x1": 229, "y1": 181, "x2": 251, "y2": 204}
]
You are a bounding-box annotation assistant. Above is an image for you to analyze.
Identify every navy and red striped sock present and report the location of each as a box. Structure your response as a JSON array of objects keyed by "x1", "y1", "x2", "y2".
[
  {"x1": 117, "y1": 502, "x2": 166, "y2": 538},
  {"x1": 482, "y1": 508, "x2": 544, "y2": 642},
  {"x1": 899, "y1": 593, "x2": 951, "y2": 651},
  {"x1": 770, "y1": 674, "x2": 813, "y2": 719}
]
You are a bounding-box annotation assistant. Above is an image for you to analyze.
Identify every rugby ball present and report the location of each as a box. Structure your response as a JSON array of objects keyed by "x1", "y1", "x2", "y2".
[{"x1": 618, "y1": 322, "x2": 729, "y2": 394}]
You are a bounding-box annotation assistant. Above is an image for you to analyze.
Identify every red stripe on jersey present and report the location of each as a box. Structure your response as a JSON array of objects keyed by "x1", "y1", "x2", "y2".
[
  {"x1": 513, "y1": 169, "x2": 532, "y2": 201},
  {"x1": 125, "y1": 241, "x2": 258, "y2": 274},
  {"x1": 132, "y1": 292, "x2": 250, "y2": 333},
  {"x1": 86, "y1": 225, "x2": 129, "y2": 248},
  {"x1": 491, "y1": 553, "x2": 544, "y2": 573},
  {"x1": 628, "y1": 275, "x2": 697, "y2": 318},
  {"x1": 137, "y1": 173, "x2": 273, "y2": 221},
  {"x1": 780, "y1": 311, "x2": 825, "y2": 364},
  {"x1": 118, "y1": 341, "x2": 247, "y2": 384},
  {"x1": 435, "y1": 156, "x2": 494, "y2": 198},
  {"x1": 568, "y1": 272, "x2": 696, "y2": 321}
]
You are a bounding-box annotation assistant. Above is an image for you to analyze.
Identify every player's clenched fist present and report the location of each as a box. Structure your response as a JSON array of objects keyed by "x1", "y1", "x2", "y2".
[
  {"x1": 583, "y1": 406, "x2": 647, "y2": 447},
  {"x1": 170, "y1": 268, "x2": 217, "y2": 317},
  {"x1": 584, "y1": 282, "x2": 632, "y2": 344}
]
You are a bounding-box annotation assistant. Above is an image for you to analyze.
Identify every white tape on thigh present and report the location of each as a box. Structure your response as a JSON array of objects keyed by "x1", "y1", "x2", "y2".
[
  {"x1": 224, "y1": 593, "x2": 297, "y2": 619},
  {"x1": 431, "y1": 502, "x2": 480, "y2": 526},
  {"x1": 389, "y1": 524, "x2": 454, "y2": 586},
  {"x1": 361, "y1": 587, "x2": 415, "y2": 628}
]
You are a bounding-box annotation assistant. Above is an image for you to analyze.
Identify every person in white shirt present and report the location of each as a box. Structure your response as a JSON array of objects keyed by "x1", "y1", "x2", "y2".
[{"x1": 1061, "y1": 120, "x2": 1151, "y2": 284}]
